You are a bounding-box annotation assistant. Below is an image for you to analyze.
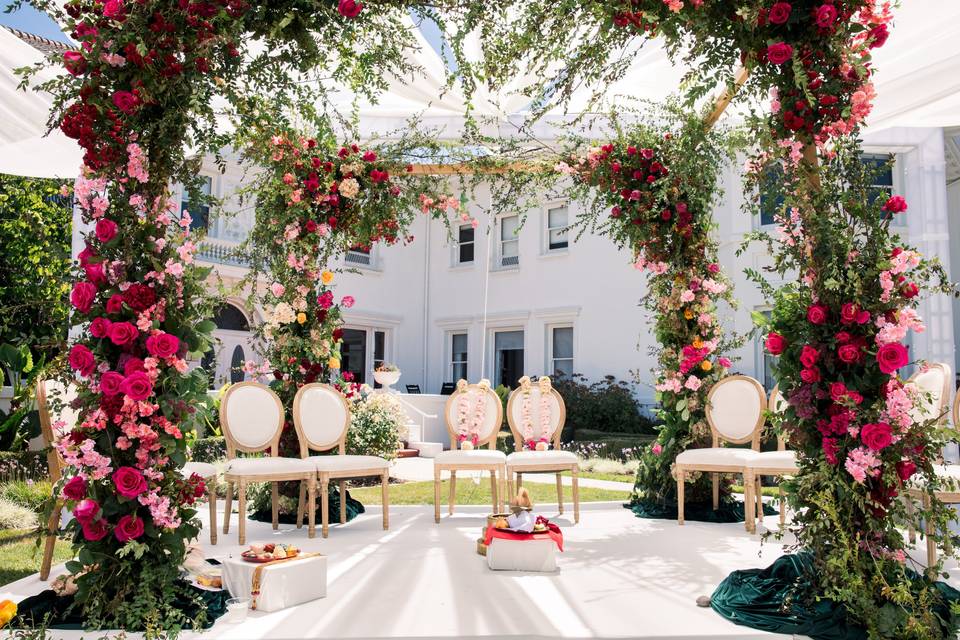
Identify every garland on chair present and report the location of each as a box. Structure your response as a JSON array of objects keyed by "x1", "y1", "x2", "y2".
[
  {"x1": 518, "y1": 375, "x2": 553, "y2": 450},
  {"x1": 455, "y1": 379, "x2": 490, "y2": 450}
]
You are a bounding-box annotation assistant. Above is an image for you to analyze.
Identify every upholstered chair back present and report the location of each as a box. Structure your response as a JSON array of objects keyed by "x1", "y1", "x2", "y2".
[
  {"x1": 293, "y1": 383, "x2": 350, "y2": 455},
  {"x1": 705, "y1": 375, "x2": 767, "y2": 449},
  {"x1": 908, "y1": 363, "x2": 952, "y2": 425},
  {"x1": 220, "y1": 382, "x2": 284, "y2": 456},
  {"x1": 506, "y1": 385, "x2": 566, "y2": 449},
  {"x1": 444, "y1": 383, "x2": 504, "y2": 448}
]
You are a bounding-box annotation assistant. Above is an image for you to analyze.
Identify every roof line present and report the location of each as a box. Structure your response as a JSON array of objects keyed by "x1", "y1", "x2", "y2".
[{"x1": 4, "y1": 25, "x2": 77, "y2": 54}]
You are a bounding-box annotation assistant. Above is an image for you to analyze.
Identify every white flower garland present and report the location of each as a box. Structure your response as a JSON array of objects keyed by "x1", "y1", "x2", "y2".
[
  {"x1": 455, "y1": 378, "x2": 490, "y2": 449},
  {"x1": 519, "y1": 376, "x2": 553, "y2": 450}
]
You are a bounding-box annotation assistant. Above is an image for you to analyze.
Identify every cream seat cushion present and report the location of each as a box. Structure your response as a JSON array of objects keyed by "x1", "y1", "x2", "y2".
[
  {"x1": 310, "y1": 455, "x2": 389, "y2": 472},
  {"x1": 746, "y1": 451, "x2": 798, "y2": 473},
  {"x1": 182, "y1": 461, "x2": 218, "y2": 479},
  {"x1": 506, "y1": 450, "x2": 578, "y2": 466},
  {"x1": 435, "y1": 449, "x2": 507, "y2": 464},
  {"x1": 675, "y1": 448, "x2": 759, "y2": 467},
  {"x1": 225, "y1": 457, "x2": 315, "y2": 476}
]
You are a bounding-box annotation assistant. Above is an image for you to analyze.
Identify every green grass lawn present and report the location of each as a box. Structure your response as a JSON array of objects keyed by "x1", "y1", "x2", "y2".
[
  {"x1": 564, "y1": 471, "x2": 635, "y2": 483},
  {"x1": 0, "y1": 529, "x2": 73, "y2": 587},
  {"x1": 351, "y1": 479, "x2": 630, "y2": 505}
]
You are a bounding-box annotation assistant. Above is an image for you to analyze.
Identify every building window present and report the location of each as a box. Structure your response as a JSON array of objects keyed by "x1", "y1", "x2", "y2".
[
  {"x1": 861, "y1": 153, "x2": 895, "y2": 209},
  {"x1": 345, "y1": 246, "x2": 372, "y2": 266},
  {"x1": 372, "y1": 330, "x2": 386, "y2": 388},
  {"x1": 549, "y1": 326, "x2": 574, "y2": 377},
  {"x1": 494, "y1": 329, "x2": 524, "y2": 388},
  {"x1": 340, "y1": 328, "x2": 367, "y2": 383},
  {"x1": 499, "y1": 215, "x2": 519, "y2": 268},
  {"x1": 756, "y1": 310, "x2": 777, "y2": 391},
  {"x1": 546, "y1": 204, "x2": 569, "y2": 251},
  {"x1": 758, "y1": 166, "x2": 784, "y2": 227},
  {"x1": 457, "y1": 224, "x2": 475, "y2": 264},
  {"x1": 181, "y1": 176, "x2": 212, "y2": 232},
  {"x1": 450, "y1": 333, "x2": 468, "y2": 381}
]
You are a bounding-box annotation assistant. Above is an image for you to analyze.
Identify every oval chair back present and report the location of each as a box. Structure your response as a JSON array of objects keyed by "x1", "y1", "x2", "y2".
[
  {"x1": 955, "y1": 388, "x2": 960, "y2": 431},
  {"x1": 768, "y1": 385, "x2": 789, "y2": 451},
  {"x1": 505, "y1": 382, "x2": 566, "y2": 450},
  {"x1": 907, "y1": 363, "x2": 952, "y2": 426},
  {"x1": 705, "y1": 375, "x2": 767, "y2": 450},
  {"x1": 444, "y1": 381, "x2": 503, "y2": 449},
  {"x1": 36, "y1": 378, "x2": 79, "y2": 482},
  {"x1": 293, "y1": 383, "x2": 350, "y2": 456},
  {"x1": 219, "y1": 381, "x2": 284, "y2": 458}
]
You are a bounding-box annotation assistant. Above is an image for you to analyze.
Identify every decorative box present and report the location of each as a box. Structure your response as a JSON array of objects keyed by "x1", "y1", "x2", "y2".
[
  {"x1": 222, "y1": 554, "x2": 327, "y2": 612},
  {"x1": 486, "y1": 537, "x2": 558, "y2": 572}
]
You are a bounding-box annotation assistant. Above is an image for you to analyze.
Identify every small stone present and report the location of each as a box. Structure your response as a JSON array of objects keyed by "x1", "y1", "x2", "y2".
[{"x1": 695, "y1": 595, "x2": 711, "y2": 608}]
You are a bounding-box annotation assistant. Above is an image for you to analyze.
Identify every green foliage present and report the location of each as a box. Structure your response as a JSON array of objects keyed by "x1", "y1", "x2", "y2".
[
  {"x1": 0, "y1": 497, "x2": 37, "y2": 530},
  {"x1": 0, "y1": 342, "x2": 49, "y2": 452},
  {"x1": 0, "y1": 480, "x2": 52, "y2": 514},
  {"x1": 0, "y1": 451, "x2": 48, "y2": 482},
  {"x1": 189, "y1": 437, "x2": 226, "y2": 464},
  {"x1": 551, "y1": 374, "x2": 657, "y2": 440},
  {"x1": 345, "y1": 393, "x2": 406, "y2": 461}
]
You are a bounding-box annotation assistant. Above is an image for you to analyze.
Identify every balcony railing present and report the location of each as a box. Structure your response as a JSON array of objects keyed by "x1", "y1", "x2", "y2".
[{"x1": 197, "y1": 238, "x2": 248, "y2": 267}]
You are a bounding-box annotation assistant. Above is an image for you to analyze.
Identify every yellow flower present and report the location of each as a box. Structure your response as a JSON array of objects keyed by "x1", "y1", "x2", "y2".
[
  {"x1": 683, "y1": 309, "x2": 694, "y2": 320},
  {"x1": 296, "y1": 312, "x2": 307, "y2": 325},
  {"x1": 321, "y1": 270, "x2": 334, "y2": 285},
  {"x1": 692, "y1": 337, "x2": 703, "y2": 349},
  {"x1": 0, "y1": 600, "x2": 17, "y2": 628},
  {"x1": 328, "y1": 357, "x2": 341, "y2": 369},
  {"x1": 701, "y1": 360, "x2": 713, "y2": 372}
]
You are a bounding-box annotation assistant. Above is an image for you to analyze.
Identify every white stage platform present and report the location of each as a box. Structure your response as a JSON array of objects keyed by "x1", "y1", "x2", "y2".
[{"x1": 2, "y1": 502, "x2": 808, "y2": 639}]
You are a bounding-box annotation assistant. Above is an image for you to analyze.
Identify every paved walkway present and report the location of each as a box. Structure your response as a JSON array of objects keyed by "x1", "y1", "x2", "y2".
[{"x1": 391, "y1": 457, "x2": 634, "y2": 492}]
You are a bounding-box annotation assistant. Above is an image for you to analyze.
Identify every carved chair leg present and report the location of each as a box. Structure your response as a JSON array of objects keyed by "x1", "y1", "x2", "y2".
[
  {"x1": 223, "y1": 481, "x2": 233, "y2": 534},
  {"x1": 712, "y1": 472, "x2": 719, "y2": 510},
  {"x1": 237, "y1": 480, "x2": 247, "y2": 546},
  {"x1": 320, "y1": 473, "x2": 330, "y2": 538},
  {"x1": 307, "y1": 475, "x2": 317, "y2": 539},
  {"x1": 271, "y1": 481, "x2": 279, "y2": 530},
  {"x1": 556, "y1": 472, "x2": 564, "y2": 515},
  {"x1": 571, "y1": 466, "x2": 580, "y2": 524},
  {"x1": 490, "y1": 469, "x2": 498, "y2": 514},
  {"x1": 677, "y1": 467, "x2": 685, "y2": 525},
  {"x1": 296, "y1": 481, "x2": 306, "y2": 529},
  {"x1": 339, "y1": 480, "x2": 347, "y2": 525},
  {"x1": 382, "y1": 470, "x2": 390, "y2": 530},
  {"x1": 208, "y1": 479, "x2": 218, "y2": 545},
  {"x1": 449, "y1": 471, "x2": 457, "y2": 516},
  {"x1": 434, "y1": 467, "x2": 441, "y2": 523}
]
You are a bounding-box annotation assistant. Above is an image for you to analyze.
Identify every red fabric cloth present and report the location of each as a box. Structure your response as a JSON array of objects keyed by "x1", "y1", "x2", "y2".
[{"x1": 484, "y1": 523, "x2": 564, "y2": 551}]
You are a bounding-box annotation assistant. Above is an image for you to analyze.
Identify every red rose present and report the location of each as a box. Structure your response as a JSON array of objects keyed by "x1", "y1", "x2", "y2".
[
  {"x1": 123, "y1": 284, "x2": 156, "y2": 311},
  {"x1": 102, "y1": 0, "x2": 125, "y2": 19},
  {"x1": 146, "y1": 332, "x2": 180, "y2": 359},
  {"x1": 82, "y1": 518, "x2": 109, "y2": 541},
  {"x1": 806, "y1": 304, "x2": 828, "y2": 325},
  {"x1": 337, "y1": 0, "x2": 363, "y2": 18},
  {"x1": 800, "y1": 367, "x2": 821, "y2": 384},
  {"x1": 876, "y1": 342, "x2": 909, "y2": 374},
  {"x1": 835, "y1": 331, "x2": 851, "y2": 343},
  {"x1": 90, "y1": 316, "x2": 112, "y2": 338},
  {"x1": 799, "y1": 345, "x2": 819, "y2": 368},
  {"x1": 112, "y1": 466, "x2": 148, "y2": 498},
  {"x1": 829, "y1": 382, "x2": 847, "y2": 401},
  {"x1": 896, "y1": 460, "x2": 917, "y2": 482},
  {"x1": 62, "y1": 476, "x2": 87, "y2": 501},
  {"x1": 122, "y1": 357, "x2": 145, "y2": 375},
  {"x1": 305, "y1": 220, "x2": 318, "y2": 233},
  {"x1": 63, "y1": 51, "x2": 86, "y2": 76},
  {"x1": 837, "y1": 343, "x2": 861, "y2": 364},
  {"x1": 114, "y1": 514, "x2": 144, "y2": 542},
  {"x1": 120, "y1": 372, "x2": 153, "y2": 401},
  {"x1": 766, "y1": 42, "x2": 793, "y2": 65},
  {"x1": 768, "y1": 2, "x2": 792, "y2": 24},
  {"x1": 840, "y1": 303, "x2": 858, "y2": 325},
  {"x1": 100, "y1": 371, "x2": 124, "y2": 396},
  {"x1": 883, "y1": 195, "x2": 907, "y2": 214},
  {"x1": 765, "y1": 332, "x2": 786, "y2": 355},
  {"x1": 73, "y1": 498, "x2": 100, "y2": 524},
  {"x1": 814, "y1": 4, "x2": 837, "y2": 28},
  {"x1": 83, "y1": 262, "x2": 106, "y2": 284},
  {"x1": 901, "y1": 282, "x2": 919, "y2": 299},
  {"x1": 108, "y1": 321, "x2": 138, "y2": 346},
  {"x1": 112, "y1": 90, "x2": 140, "y2": 114},
  {"x1": 71, "y1": 281, "x2": 97, "y2": 313},
  {"x1": 95, "y1": 218, "x2": 118, "y2": 243},
  {"x1": 822, "y1": 437, "x2": 839, "y2": 464},
  {"x1": 69, "y1": 344, "x2": 96, "y2": 377},
  {"x1": 868, "y1": 23, "x2": 889, "y2": 49},
  {"x1": 861, "y1": 422, "x2": 893, "y2": 451},
  {"x1": 106, "y1": 294, "x2": 124, "y2": 314}
]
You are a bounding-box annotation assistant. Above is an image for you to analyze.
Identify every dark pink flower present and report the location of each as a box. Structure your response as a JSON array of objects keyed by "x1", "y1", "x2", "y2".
[
  {"x1": 90, "y1": 316, "x2": 112, "y2": 338},
  {"x1": 108, "y1": 322, "x2": 138, "y2": 346},
  {"x1": 106, "y1": 294, "x2": 124, "y2": 314},
  {"x1": 145, "y1": 332, "x2": 180, "y2": 359},
  {"x1": 69, "y1": 344, "x2": 96, "y2": 377},
  {"x1": 896, "y1": 460, "x2": 917, "y2": 482},
  {"x1": 768, "y1": 2, "x2": 792, "y2": 25},
  {"x1": 765, "y1": 332, "x2": 786, "y2": 355},
  {"x1": 806, "y1": 303, "x2": 828, "y2": 325},
  {"x1": 114, "y1": 514, "x2": 144, "y2": 542},
  {"x1": 63, "y1": 51, "x2": 86, "y2": 76},
  {"x1": 112, "y1": 90, "x2": 140, "y2": 114},
  {"x1": 82, "y1": 518, "x2": 109, "y2": 541},
  {"x1": 62, "y1": 476, "x2": 87, "y2": 501},
  {"x1": 861, "y1": 422, "x2": 893, "y2": 451},
  {"x1": 337, "y1": 0, "x2": 363, "y2": 18},
  {"x1": 100, "y1": 371, "x2": 124, "y2": 396},
  {"x1": 876, "y1": 342, "x2": 909, "y2": 374},
  {"x1": 95, "y1": 218, "x2": 118, "y2": 243},
  {"x1": 814, "y1": 4, "x2": 837, "y2": 28},
  {"x1": 70, "y1": 281, "x2": 97, "y2": 313},
  {"x1": 73, "y1": 498, "x2": 100, "y2": 524},
  {"x1": 120, "y1": 372, "x2": 153, "y2": 401},
  {"x1": 112, "y1": 466, "x2": 147, "y2": 498},
  {"x1": 799, "y1": 345, "x2": 819, "y2": 368},
  {"x1": 102, "y1": 0, "x2": 125, "y2": 19},
  {"x1": 766, "y1": 42, "x2": 793, "y2": 65},
  {"x1": 883, "y1": 195, "x2": 907, "y2": 214},
  {"x1": 822, "y1": 437, "x2": 839, "y2": 464},
  {"x1": 837, "y1": 343, "x2": 861, "y2": 364},
  {"x1": 800, "y1": 367, "x2": 821, "y2": 384}
]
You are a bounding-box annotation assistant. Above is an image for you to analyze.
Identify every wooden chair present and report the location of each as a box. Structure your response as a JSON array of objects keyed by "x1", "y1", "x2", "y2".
[
  {"x1": 220, "y1": 381, "x2": 317, "y2": 545},
  {"x1": 291, "y1": 383, "x2": 390, "y2": 538},
  {"x1": 434, "y1": 381, "x2": 506, "y2": 522},
  {"x1": 504, "y1": 378, "x2": 580, "y2": 523},
  {"x1": 743, "y1": 385, "x2": 797, "y2": 534},
  {"x1": 674, "y1": 375, "x2": 766, "y2": 532}
]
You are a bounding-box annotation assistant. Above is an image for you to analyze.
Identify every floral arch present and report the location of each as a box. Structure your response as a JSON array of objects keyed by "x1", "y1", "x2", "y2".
[{"x1": 25, "y1": 0, "x2": 960, "y2": 637}]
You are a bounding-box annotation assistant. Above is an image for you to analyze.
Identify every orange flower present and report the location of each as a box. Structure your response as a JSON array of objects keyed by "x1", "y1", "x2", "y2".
[{"x1": 701, "y1": 360, "x2": 713, "y2": 372}]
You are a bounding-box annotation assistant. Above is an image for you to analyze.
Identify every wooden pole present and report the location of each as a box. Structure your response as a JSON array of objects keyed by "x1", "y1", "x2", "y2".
[{"x1": 704, "y1": 67, "x2": 750, "y2": 130}]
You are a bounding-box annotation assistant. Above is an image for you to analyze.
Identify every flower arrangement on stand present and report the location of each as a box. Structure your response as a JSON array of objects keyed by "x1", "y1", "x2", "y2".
[{"x1": 561, "y1": 106, "x2": 741, "y2": 515}]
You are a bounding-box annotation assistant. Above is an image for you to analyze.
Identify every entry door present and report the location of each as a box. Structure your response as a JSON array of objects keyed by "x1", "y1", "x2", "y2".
[
  {"x1": 210, "y1": 329, "x2": 255, "y2": 388},
  {"x1": 341, "y1": 328, "x2": 367, "y2": 383},
  {"x1": 494, "y1": 330, "x2": 524, "y2": 389}
]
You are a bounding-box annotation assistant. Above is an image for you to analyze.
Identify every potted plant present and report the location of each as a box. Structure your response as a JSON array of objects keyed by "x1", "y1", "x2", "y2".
[{"x1": 373, "y1": 362, "x2": 401, "y2": 390}]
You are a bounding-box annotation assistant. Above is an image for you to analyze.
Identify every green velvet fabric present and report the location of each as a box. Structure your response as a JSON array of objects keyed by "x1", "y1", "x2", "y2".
[
  {"x1": 711, "y1": 552, "x2": 960, "y2": 640},
  {"x1": 627, "y1": 498, "x2": 778, "y2": 523},
  {"x1": 13, "y1": 580, "x2": 229, "y2": 630},
  {"x1": 251, "y1": 484, "x2": 364, "y2": 525}
]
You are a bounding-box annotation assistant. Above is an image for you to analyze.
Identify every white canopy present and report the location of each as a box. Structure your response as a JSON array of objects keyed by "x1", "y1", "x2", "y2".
[{"x1": 1, "y1": 0, "x2": 959, "y2": 178}]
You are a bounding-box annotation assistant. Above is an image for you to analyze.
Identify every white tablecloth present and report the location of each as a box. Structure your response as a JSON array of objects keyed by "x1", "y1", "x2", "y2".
[
  {"x1": 486, "y1": 538, "x2": 558, "y2": 572},
  {"x1": 222, "y1": 554, "x2": 327, "y2": 612}
]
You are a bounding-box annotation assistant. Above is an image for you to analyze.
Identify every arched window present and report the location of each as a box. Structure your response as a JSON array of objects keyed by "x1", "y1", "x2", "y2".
[
  {"x1": 230, "y1": 345, "x2": 245, "y2": 384},
  {"x1": 212, "y1": 304, "x2": 250, "y2": 332}
]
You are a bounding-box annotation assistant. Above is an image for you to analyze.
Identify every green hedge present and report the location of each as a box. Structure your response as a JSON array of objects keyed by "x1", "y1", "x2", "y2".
[
  {"x1": 191, "y1": 437, "x2": 226, "y2": 463},
  {"x1": 551, "y1": 374, "x2": 659, "y2": 440},
  {"x1": 0, "y1": 451, "x2": 47, "y2": 482}
]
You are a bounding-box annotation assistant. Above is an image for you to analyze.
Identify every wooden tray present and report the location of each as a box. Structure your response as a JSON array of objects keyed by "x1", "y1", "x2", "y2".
[{"x1": 241, "y1": 551, "x2": 299, "y2": 563}]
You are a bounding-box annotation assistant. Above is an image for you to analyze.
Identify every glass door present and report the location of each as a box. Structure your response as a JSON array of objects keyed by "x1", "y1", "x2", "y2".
[
  {"x1": 494, "y1": 330, "x2": 524, "y2": 389},
  {"x1": 341, "y1": 328, "x2": 367, "y2": 383}
]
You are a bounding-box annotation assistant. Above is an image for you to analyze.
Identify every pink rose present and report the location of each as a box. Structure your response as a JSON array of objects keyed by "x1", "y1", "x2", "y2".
[
  {"x1": 111, "y1": 90, "x2": 140, "y2": 114},
  {"x1": 82, "y1": 518, "x2": 109, "y2": 541},
  {"x1": 799, "y1": 345, "x2": 819, "y2": 368},
  {"x1": 90, "y1": 316, "x2": 112, "y2": 338},
  {"x1": 83, "y1": 262, "x2": 106, "y2": 284},
  {"x1": 861, "y1": 422, "x2": 893, "y2": 451},
  {"x1": 120, "y1": 372, "x2": 153, "y2": 401},
  {"x1": 95, "y1": 218, "x2": 118, "y2": 243},
  {"x1": 102, "y1": 0, "x2": 124, "y2": 19},
  {"x1": 100, "y1": 371, "x2": 124, "y2": 396},
  {"x1": 768, "y1": 2, "x2": 792, "y2": 25},
  {"x1": 341, "y1": 295, "x2": 355, "y2": 308},
  {"x1": 146, "y1": 332, "x2": 180, "y2": 359},
  {"x1": 62, "y1": 476, "x2": 87, "y2": 501},
  {"x1": 114, "y1": 514, "x2": 144, "y2": 542},
  {"x1": 814, "y1": 3, "x2": 837, "y2": 28},
  {"x1": 876, "y1": 342, "x2": 909, "y2": 374},
  {"x1": 800, "y1": 367, "x2": 821, "y2": 384},
  {"x1": 112, "y1": 466, "x2": 148, "y2": 498},
  {"x1": 106, "y1": 294, "x2": 124, "y2": 314},
  {"x1": 69, "y1": 344, "x2": 96, "y2": 377},
  {"x1": 883, "y1": 195, "x2": 907, "y2": 214},
  {"x1": 837, "y1": 343, "x2": 861, "y2": 364},
  {"x1": 108, "y1": 322, "x2": 139, "y2": 346},
  {"x1": 718, "y1": 357, "x2": 732, "y2": 368},
  {"x1": 122, "y1": 357, "x2": 145, "y2": 375},
  {"x1": 71, "y1": 281, "x2": 97, "y2": 313},
  {"x1": 806, "y1": 304, "x2": 828, "y2": 325},
  {"x1": 766, "y1": 42, "x2": 794, "y2": 65},
  {"x1": 651, "y1": 443, "x2": 663, "y2": 455},
  {"x1": 337, "y1": 0, "x2": 363, "y2": 18},
  {"x1": 765, "y1": 332, "x2": 786, "y2": 355},
  {"x1": 73, "y1": 498, "x2": 100, "y2": 524},
  {"x1": 63, "y1": 50, "x2": 86, "y2": 76}
]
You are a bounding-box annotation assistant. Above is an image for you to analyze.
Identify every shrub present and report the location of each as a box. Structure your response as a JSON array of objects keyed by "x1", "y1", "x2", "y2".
[
  {"x1": 0, "y1": 480, "x2": 52, "y2": 513},
  {"x1": 0, "y1": 497, "x2": 37, "y2": 530},
  {"x1": 191, "y1": 437, "x2": 226, "y2": 463},
  {"x1": 565, "y1": 440, "x2": 650, "y2": 462},
  {"x1": 346, "y1": 393, "x2": 406, "y2": 460},
  {"x1": 552, "y1": 374, "x2": 658, "y2": 440},
  {"x1": 0, "y1": 451, "x2": 47, "y2": 482},
  {"x1": 579, "y1": 457, "x2": 640, "y2": 476}
]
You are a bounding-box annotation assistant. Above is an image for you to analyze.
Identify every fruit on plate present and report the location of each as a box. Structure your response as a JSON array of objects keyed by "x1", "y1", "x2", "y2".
[
  {"x1": 493, "y1": 517, "x2": 509, "y2": 529},
  {"x1": 197, "y1": 570, "x2": 222, "y2": 589}
]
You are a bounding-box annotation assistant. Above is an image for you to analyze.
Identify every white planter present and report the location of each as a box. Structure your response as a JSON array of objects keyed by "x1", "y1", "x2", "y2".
[{"x1": 373, "y1": 370, "x2": 401, "y2": 390}]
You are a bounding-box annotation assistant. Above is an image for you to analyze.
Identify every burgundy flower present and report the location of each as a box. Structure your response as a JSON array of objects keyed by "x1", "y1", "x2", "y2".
[
  {"x1": 837, "y1": 343, "x2": 861, "y2": 364},
  {"x1": 62, "y1": 476, "x2": 87, "y2": 501},
  {"x1": 95, "y1": 218, "x2": 118, "y2": 243},
  {"x1": 108, "y1": 321, "x2": 139, "y2": 346},
  {"x1": 806, "y1": 303, "x2": 828, "y2": 325},
  {"x1": 123, "y1": 283, "x2": 156, "y2": 311},
  {"x1": 799, "y1": 345, "x2": 819, "y2": 368},
  {"x1": 120, "y1": 371, "x2": 153, "y2": 401},
  {"x1": 765, "y1": 332, "x2": 786, "y2": 355},
  {"x1": 100, "y1": 371, "x2": 124, "y2": 396},
  {"x1": 814, "y1": 4, "x2": 837, "y2": 29},
  {"x1": 112, "y1": 90, "x2": 140, "y2": 114},
  {"x1": 876, "y1": 342, "x2": 909, "y2": 374},
  {"x1": 868, "y1": 24, "x2": 889, "y2": 49},
  {"x1": 337, "y1": 0, "x2": 363, "y2": 18},
  {"x1": 896, "y1": 460, "x2": 917, "y2": 482},
  {"x1": 113, "y1": 466, "x2": 148, "y2": 498},
  {"x1": 768, "y1": 2, "x2": 792, "y2": 25},
  {"x1": 861, "y1": 422, "x2": 893, "y2": 451},
  {"x1": 73, "y1": 498, "x2": 100, "y2": 524},
  {"x1": 70, "y1": 281, "x2": 97, "y2": 313},
  {"x1": 766, "y1": 42, "x2": 793, "y2": 65},
  {"x1": 114, "y1": 514, "x2": 144, "y2": 542},
  {"x1": 69, "y1": 344, "x2": 96, "y2": 377},
  {"x1": 822, "y1": 437, "x2": 839, "y2": 464},
  {"x1": 106, "y1": 294, "x2": 124, "y2": 314},
  {"x1": 82, "y1": 518, "x2": 109, "y2": 541},
  {"x1": 901, "y1": 282, "x2": 919, "y2": 298},
  {"x1": 90, "y1": 316, "x2": 112, "y2": 338},
  {"x1": 146, "y1": 332, "x2": 180, "y2": 359}
]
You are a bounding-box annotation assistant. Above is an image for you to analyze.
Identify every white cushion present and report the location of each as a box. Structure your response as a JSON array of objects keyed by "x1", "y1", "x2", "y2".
[
  {"x1": 434, "y1": 449, "x2": 506, "y2": 464},
  {"x1": 310, "y1": 455, "x2": 389, "y2": 472},
  {"x1": 747, "y1": 450, "x2": 798, "y2": 472},
  {"x1": 296, "y1": 385, "x2": 348, "y2": 448},
  {"x1": 224, "y1": 385, "x2": 282, "y2": 450},
  {"x1": 225, "y1": 457, "x2": 314, "y2": 476},
  {"x1": 908, "y1": 365, "x2": 950, "y2": 424},
  {"x1": 675, "y1": 447, "x2": 759, "y2": 467},
  {"x1": 708, "y1": 377, "x2": 764, "y2": 441},
  {"x1": 506, "y1": 450, "x2": 578, "y2": 466},
  {"x1": 182, "y1": 461, "x2": 217, "y2": 479}
]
